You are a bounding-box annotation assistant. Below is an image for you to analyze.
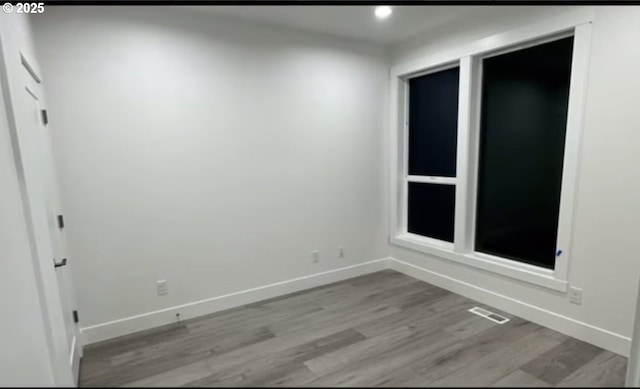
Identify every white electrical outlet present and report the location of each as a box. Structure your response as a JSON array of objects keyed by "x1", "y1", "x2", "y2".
[
  {"x1": 157, "y1": 280, "x2": 168, "y2": 296},
  {"x1": 338, "y1": 247, "x2": 345, "y2": 258},
  {"x1": 569, "y1": 286, "x2": 583, "y2": 305},
  {"x1": 312, "y1": 251, "x2": 320, "y2": 264}
]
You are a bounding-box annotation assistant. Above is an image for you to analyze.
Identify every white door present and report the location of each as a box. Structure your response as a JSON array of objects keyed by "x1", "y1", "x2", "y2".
[{"x1": 17, "y1": 54, "x2": 82, "y2": 383}]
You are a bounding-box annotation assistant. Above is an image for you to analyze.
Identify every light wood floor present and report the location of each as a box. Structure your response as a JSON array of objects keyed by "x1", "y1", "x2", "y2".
[{"x1": 80, "y1": 270, "x2": 627, "y2": 387}]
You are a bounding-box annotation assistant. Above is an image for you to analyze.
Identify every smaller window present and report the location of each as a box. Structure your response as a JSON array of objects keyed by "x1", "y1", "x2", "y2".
[
  {"x1": 408, "y1": 67, "x2": 460, "y2": 177},
  {"x1": 408, "y1": 183, "x2": 456, "y2": 242},
  {"x1": 405, "y1": 65, "x2": 460, "y2": 242}
]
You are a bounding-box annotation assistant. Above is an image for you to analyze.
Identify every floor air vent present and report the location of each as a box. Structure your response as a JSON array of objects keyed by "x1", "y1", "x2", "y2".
[{"x1": 468, "y1": 306, "x2": 510, "y2": 324}]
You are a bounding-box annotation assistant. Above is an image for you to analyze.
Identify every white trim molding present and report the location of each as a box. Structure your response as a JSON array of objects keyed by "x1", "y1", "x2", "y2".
[
  {"x1": 392, "y1": 235, "x2": 567, "y2": 292},
  {"x1": 388, "y1": 257, "x2": 631, "y2": 357},
  {"x1": 79, "y1": 258, "x2": 629, "y2": 359},
  {"x1": 389, "y1": 8, "x2": 595, "y2": 292},
  {"x1": 80, "y1": 258, "x2": 389, "y2": 345}
]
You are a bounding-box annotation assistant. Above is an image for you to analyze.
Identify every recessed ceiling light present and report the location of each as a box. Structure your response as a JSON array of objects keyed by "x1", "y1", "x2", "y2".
[{"x1": 374, "y1": 6, "x2": 392, "y2": 20}]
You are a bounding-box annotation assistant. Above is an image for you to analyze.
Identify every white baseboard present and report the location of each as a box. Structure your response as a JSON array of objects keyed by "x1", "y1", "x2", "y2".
[
  {"x1": 81, "y1": 256, "x2": 631, "y2": 358},
  {"x1": 81, "y1": 258, "x2": 389, "y2": 345},
  {"x1": 389, "y1": 257, "x2": 631, "y2": 357}
]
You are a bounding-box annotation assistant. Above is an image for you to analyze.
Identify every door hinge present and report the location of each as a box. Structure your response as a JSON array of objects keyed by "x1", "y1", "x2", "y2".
[
  {"x1": 73, "y1": 310, "x2": 79, "y2": 323},
  {"x1": 57, "y1": 214, "x2": 64, "y2": 229},
  {"x1": 41, "y1": 109, "x2": 48, "y2": 125}
]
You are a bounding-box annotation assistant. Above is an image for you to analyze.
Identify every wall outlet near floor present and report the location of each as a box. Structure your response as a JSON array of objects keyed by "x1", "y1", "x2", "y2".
[
  {"x1": 569, "y1": 286, "x2": 583, "y2": 305},
  {"x1": 312, "y1": 251, "x2": 320, "y2": 264},
  {"x1": 157, "y1": 280, "x2": 168, "y2": 296},
  {"x1": 338, "y1": 247, "x2": 345, "y2": 258}
]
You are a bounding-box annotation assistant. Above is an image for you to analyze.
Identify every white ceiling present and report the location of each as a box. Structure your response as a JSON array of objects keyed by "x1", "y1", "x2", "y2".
[{"x1": 196, "y1": 6, "x2": 491, "y2": 45}]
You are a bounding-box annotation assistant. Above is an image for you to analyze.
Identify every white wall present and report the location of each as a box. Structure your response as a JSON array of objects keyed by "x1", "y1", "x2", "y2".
[
  {"x1": 31, "y1": 7, "x2": 389, "y2": 338},
  {"x1": 390, "y1": 6, "x2": 640, "y2": 355},
  {"x1": 0, "y1": 13, "x2": 57, "y2": 386}
]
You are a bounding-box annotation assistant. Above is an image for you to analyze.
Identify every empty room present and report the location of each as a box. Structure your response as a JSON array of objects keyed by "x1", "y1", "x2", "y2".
[{"x1": 2, "y1": 2, "x2": 640, "y2": 387}]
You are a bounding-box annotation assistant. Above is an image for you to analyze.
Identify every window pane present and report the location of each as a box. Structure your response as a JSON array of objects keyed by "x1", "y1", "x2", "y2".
[
  {"x1": 475, "y1": 36, "x2": 574, "y2": 269},
  {"x1": 408, "y1": 66, "x2": 460, "y2": 177},
  {"x1": 408, "y1": 183, "x2": 455, "y2": 242}
]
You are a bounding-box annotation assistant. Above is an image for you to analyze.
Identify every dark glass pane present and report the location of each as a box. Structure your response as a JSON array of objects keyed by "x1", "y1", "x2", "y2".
[
  {"x1": 408, "y1": 183, "x2": 455, "y2": 242},
  {"x1": 408, "y1": 67, "x2": 460, "y2": 177},
  {"x1": 475, "y1": 36, "x2": 574, "y2": 269}
]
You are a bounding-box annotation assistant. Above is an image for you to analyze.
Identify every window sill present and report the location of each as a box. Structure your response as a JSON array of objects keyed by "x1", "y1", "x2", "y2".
[{"x1": 391, "y1": 234, "x2": 568, "y2": 293}]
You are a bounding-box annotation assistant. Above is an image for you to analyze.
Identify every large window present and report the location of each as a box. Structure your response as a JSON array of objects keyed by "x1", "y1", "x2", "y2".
[
  {"x1": 390, "y1": 17, "x2": 592, "y2": 291},
  {"x1": 475, "y1": 36, "x2": 574, "y2": 269}
]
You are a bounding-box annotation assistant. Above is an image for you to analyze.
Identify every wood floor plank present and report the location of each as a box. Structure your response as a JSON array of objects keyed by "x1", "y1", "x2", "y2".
[
  {"x1": 443, "y1": 313, "x2": 498, "y2": 340},
  {"x1": 188, "y1": 329, "x2": 364, "y2": 386},
  {"x1": 428, "y1": 327, "x2": 567, "y2": 386},
  {"x1": 78, "y1": 270, "x2": 627, "y2": 387},
  {"x1": 81, "y1": 325, "x2": 275, "y2": 387},
  {"x1": 354, "y1": 292, "x2": 474, "y2": 338},
  {"x1": 303, "y1": 325, "x2": 417, "y2": 376},
  {"x1": 520, "y1": 337, "x2": 604, "y2": 385},
  {"x1": 121, "y1": 361, "x2": 211, "y2": 387},
  {"x1": 394, "y1": 285, "x2": 453, "y2": 310},
  {"x1": 268, "y1": 301, "x2": 401, "y2": 338},
  {"x1": 193, "y1": 321, "x2": 364, "y2": 378},
  {"x1": 82, "y1": 346, "x2": 212, "y2": 387},
  {"x1": 408, "y1": 318, "x2": 543, "y2": 383},
  {"x1": 366, "y1": 364, "x2": 431, "y2": 387},
  {"x1": 83, "y1": 322, "x2": 189, "y2": 361},
  {"x1": 491, "y1": 369, "x2": 551, "y2": 387},
  {"x1": 185, "y1": 303, "x2": 323, "y2": 340},
  {"x1": 260, "y1": 365, "x2": 318, "y2": 387},
  {"x1": 557, "y1": 350, "x2": 627, "y2": 387},
  {"x1": 313, "y1": 276, "x2": 430, "y2": 312},
  {"x1": 304, "y1": 329, "x2": 460, "y2": 386},
  {"x1": 114, "y1": 325, "x2": 274, "y2": 367}
]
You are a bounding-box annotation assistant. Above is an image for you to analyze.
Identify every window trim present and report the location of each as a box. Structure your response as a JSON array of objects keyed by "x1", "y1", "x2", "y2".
[{"x1": 389, "y1": 9, "x2": 595, "y2": 292}]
